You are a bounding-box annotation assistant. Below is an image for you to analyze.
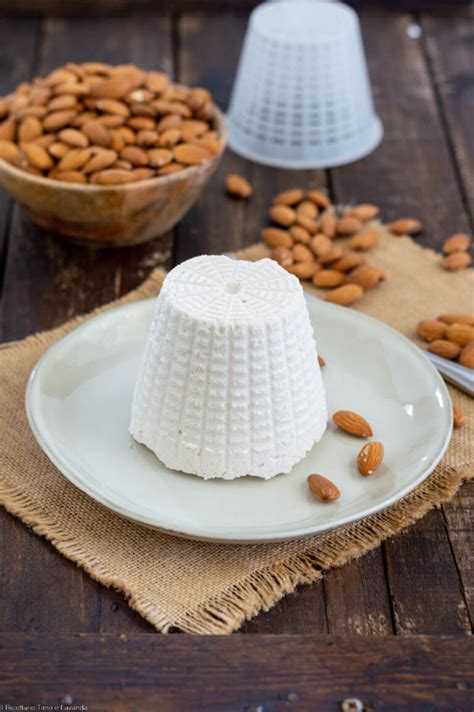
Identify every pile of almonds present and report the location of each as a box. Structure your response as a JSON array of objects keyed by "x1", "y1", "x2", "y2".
[
  {"x1": 259, "y1": 187, "x2": 387, "y2": 306},
  {"x1": 307, "y1": 409, "x2": 384, "y2": 502},
  {"x1": 416, "y1": 313, "x2": 474, "y2": 369},
  {"x1": 0, "y1": 62, "x2": 222, "y2": 185}
]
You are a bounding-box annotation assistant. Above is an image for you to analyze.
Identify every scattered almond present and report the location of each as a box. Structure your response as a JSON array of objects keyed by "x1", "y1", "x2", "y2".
[
  {"x1": 333, "y1": 251, "x2": 365, "y2": 272},
  {"x1": 271, "y1": 246, "x2": 294, "y2": 268},
  {"x1": 336, "y1": 216, "x2": 362, "y2": 236},
  {"x1": 445, "y1": 323, "x2": 474, "y2": 346},
  {"x1": 293, "y1": 244, "x2": 314, "y2": 263},
  {"x1": 313, "y1": 270, "x2": 345, "y2": 288},
  {"x1": 325, "y1": 284, "x2": 364, "y2": 306},
  {"x1": 309, "y1": 233, "x2": 332, "y2": 258},
  {"x1": 261, "y1": 227, "x2": 293, "y2": 249},
  {"x1": 453, "y1": 406, "x2": 467, "y2": 429},
  {"x1": 296, "y1": 214, "x2": 318, "y2": 234},
  {"x1": 349, "y1": 229, "x2": 381, "y2": 251},
  {"x1": 442, "y1": 232, "x2": 471, "y2": 254},
  {"x1": 319, "y1": 212, "x2": 337, "y2": 238},
  {"x1": 290, "y1": 225, "x2": 311, "y2": 244},
  {"x1": 441, "y1": 252, "x2": 472, "y2": 271},
  {"x1": 357, "y1": 442, "x2": 384, "y2": 476},
  {"x1": 345, "y1": 265, "x2": 384, "y2": 290},
  {"x1": 272, "y1": 188, "x2": 305, "y2": 206},
  {"x1": 319, "y1": 245, "x2": 343, "y2": 265},
  {"x1": 225, "y1": 173, "x2": 252, "y2": 199},
  {"x1": 285, "y1": 261, "x2": 318, "y2": 280},
  {"x1": 438, "y1": 314, "x2": 474, "y2": 325},
  {"x1": 296, "y1": 200, "x2": 318, "y2": 219},
  {"x1": 269, "y1": 205, "x2": 297, "y2": 227},
  {"x1": 428, "y1": 339, "x2": 462, "y2": 360},
  {"x1": 349, "y1": 204, "x2": 380, "y2": 221},
  {"x1": 307, "y1": 474, "x2": 340, "y2": 502},
  {"x1": 459, "y1": 340, "x2": 474, "y2": 369},
  {"x1": 306, "y1": 190, "x2": 330, "y2": 209},
  {"x1": 416, "y1": 319, "x2": 447, "y2": 342},
  {"x1": 332, "y1": 410, "x2": 373, "y2": 437},
  {"x1": 389, "y1": 218, "x2": 423, "y2": 235}
]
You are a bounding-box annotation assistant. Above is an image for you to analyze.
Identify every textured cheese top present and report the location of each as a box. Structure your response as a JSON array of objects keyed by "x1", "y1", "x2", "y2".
[
  {"x1": 162, "y1": 255, "x2": 303, "y2": 324},
  {"x1": 130, "y1": 255, "x2": 327, "y2": 480}
]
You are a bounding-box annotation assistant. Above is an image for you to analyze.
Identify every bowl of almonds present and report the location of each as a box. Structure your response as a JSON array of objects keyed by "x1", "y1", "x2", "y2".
[{"x1": 0, "y1": 62, "x2": 226, "y2": 247}]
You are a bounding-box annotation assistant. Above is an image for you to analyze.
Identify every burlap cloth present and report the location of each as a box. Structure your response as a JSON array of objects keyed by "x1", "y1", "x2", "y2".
[{"x1": 0, "y1": 233, "x2": 472, "y2": 634}]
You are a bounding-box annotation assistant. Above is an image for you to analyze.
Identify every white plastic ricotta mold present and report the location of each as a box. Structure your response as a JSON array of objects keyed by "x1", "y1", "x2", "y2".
[
  {"x1": 226, "y1": 0, "x2": 382, "y2": 168},
  {"x1": 130, "y1": 255, "x2": 327, "y2": 479}
]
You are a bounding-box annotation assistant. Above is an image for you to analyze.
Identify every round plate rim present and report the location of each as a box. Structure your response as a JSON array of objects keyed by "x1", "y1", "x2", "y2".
[{"x1": 25, "y1": 294, "x2": 453, "y2": 543}]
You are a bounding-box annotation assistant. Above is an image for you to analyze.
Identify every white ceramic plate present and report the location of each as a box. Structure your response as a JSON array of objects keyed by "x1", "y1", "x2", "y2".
[{"x1": 26, "y1": 295, "x2": 452, "y2": 543}]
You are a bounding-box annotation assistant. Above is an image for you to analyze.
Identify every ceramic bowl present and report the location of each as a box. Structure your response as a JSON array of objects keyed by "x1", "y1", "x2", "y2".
[{"x1": 0, "y1": 106, "x2": 226, "y2": 248}]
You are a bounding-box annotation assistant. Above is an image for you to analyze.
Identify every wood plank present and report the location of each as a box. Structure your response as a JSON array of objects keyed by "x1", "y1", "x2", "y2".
[
  {"x1": 330, "y1": 10, "x2": 472, "y2": 635},
  {"x1": 331, "y1": 10, "x2": 470, "y2": 253},
  {"x1": 0, "y1": 13, "x2": 173, "y2": 635},
  {"x1": 0, "y1": 633, "x2": 472, "y2": 711},
  {"x1": 442, "y1": 481, "x2": 474, "y2": 622},
  {"x1": 421, "y1": 14, "x2": 474, "y2": 221},
  {"x1": 0, "y1": 18, "x2": 39, "y2": 299}
]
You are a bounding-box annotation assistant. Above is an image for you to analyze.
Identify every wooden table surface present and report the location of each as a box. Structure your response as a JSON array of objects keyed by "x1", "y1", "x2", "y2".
[{"x1": 0, "y1": 5, "x2": 472, "y2": 711}]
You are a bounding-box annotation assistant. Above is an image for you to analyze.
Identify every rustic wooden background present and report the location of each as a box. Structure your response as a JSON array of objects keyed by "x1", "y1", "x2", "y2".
[{"x1": 0, "y1": 3, "x2": 472, "y2": 710}]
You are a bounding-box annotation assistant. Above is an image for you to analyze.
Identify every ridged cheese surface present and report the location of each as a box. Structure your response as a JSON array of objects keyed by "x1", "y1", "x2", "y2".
[{"x1": 130, "y1": 256, "x2": 327, "y2": 479}]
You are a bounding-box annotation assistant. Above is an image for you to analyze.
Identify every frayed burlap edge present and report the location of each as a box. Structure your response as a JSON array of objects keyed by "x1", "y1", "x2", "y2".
[
  {"x1": 0, "y1": 253, "x2": 472, "y2": 634},
  {"x1": 0, "y1": 453, "x2": 471, "y2": 634}
]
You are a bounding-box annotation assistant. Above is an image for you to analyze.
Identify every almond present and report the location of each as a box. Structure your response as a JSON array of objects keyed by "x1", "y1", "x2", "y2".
[
  {"x1": 135, "y1": 129, "x2": 158, "y2": 146},
  {"x1": 453, "y1": 406, "x2": 467, "y2": 429},
  {"x1": 225, "y1": 174, "x2": 252, "y2": 198},
  {"x1": 442, "y1": 232, "x2": 471, "y2": 254},
  {"x1": 285, "y1": 261, "x2": 318, "y2": 280},
  {"x1": 186, "y1": 87, "x2": 211, "y2": 111},
  {"x1": 333, "y1": 251, "x2": 365, "y2": 272},
  {"x1": 437, "y1": 314, "x2": 474, "y2": 326},
  {"x1": 271, "y1": 246, "x2": 294, "y2": 268},
  {"x1": 459, "y1": 340, "x2": 474, "y2": 369},
  {"x1": 325, "y1": 284, "x2": 364, "y2": 306},
  {"x1": 318, "y1": 355, "x2": 326, "y2": 367},
  {"x1": 54, "y1": 170, "x2": 87, "y2": 184},
  {"x1": 147, "y1": 148, "x2": 173, "y2": 168},
  {"x1": 97, "y1": 114, "x2": 125, "y2": 128},
  {"x1": 312, "y1": 270, "x2": 345, "y2": 288},
  {"x1": 357, "y1": 442, "x2": 384, "y2": 476},
  {"x1": 272, "y1": 188, "x2": 305, "y2": 206},
  {"x1": 441, "y1": 252, "x2": 472, "y2": 271},
  {"x1": 290, "y1": 225, "x2": 311, "y2": 244},
  {"x1": 120, "y1": 145, "x2": 149, "y2": 166},
  {"x1": 349, "y1": 204, "x2": 380, "y2": 221},
  {"x1": 158, "y1": 128, "x2": 182, "y2": 147},
  {"x1": 145, "y1": 71, "x2": 169, "y2": 93},
  {"x1": 48, "y1": 142, "x2": 70, "y2": 159},
  {"x1": 319, "y1": 245, "x2": 343, "y2": 265},
  {"x1": 0, "y1": 118, "x2": 17, "y2": 142},
  {"x1": 23, "y1": 143, "x2": 53, "y2": 171},
  {"x1": 42, "y1": 110, "x2": 77, "y2": 132},
  {"x1": 130, "y1": 167, "x2": 154, "y2": 181},
  {"x1": 307, "y1": 474, "x2": 340, "y2": 502},
  {"x1": 416, "y1": 319, "x2": 447, "y2": 342},
  {"x1": 345, "y1": 265, "x2": 385, "y2": 290},
  {"x1": 306, "y1": 189, "x2": 331, "y2": 209},
  {"x1": 293, "y1": 244, "x2": 314, "y2": 263},
  {"x1": 173, "y1": 142, "x2": 211, "y2": 165},
  {"x1": 296, "y1": 214, "x2": 318, "y2": 234},
  {"x1": 47, "y1": 94, "x2": 78, "y2": 111},
  {"x1": 333, "y1": 410, "x2": 373, "y2": 437},
  {"x1": 18, "y1": 116, "x2": 43, "y2": 142},
  {"x1": 336, "y1": 216, "x2": 362, "y2": 235},
  {"x1": 389, "y1": 218, "x2": 423, "y2": 235},
  {"x1": 261, "y1": 227, "x2": 293, "y2": 249},
  {"x1": 83, "y1": 148, "x2": 117, "y2": 174},
  {"x1": 428, "y1": 339, "x2": 461, "y2": 360},
  {"x1": 77, "y1": 122, "x2": 108, "y2": 147},
  {"x1": 95, "y1": 99, "x2": 130, "y2": 118},
  {"x1": 157, "y1": 162, "x2": 183, "y2": 175},
  {"x1": 58, "y1": 128, "x2": 89, "y2": 148},
  {"x1": 296, "y1": 200, "x2": 318, "y2": 219},
  {"x1": 0, "y1": 140, "x2": 20, "y2": 165},
  {"x1": 319, "y1": 211, "x2": 337, "y2": 238},
  {"x1": 445, "y1": 323, "x2": 474, "y2": 346},
  {"x1": 269, "y1": 205, "x2": 297, "y2": 227},
  {"x1": 89, "y1": 76, "x2": 133, "y2": 99},
  {"x1": 310, "y1": 233, "x2": 332, "y2": 258},
  {"x1": 349, "y1": 229, "x2": 381, "y2": 251},
  {"x1": 57, "y1": 147, "x2": 91, "y2": 171},
  {"x1": 93, "y1": 168, "x2": 137, "y2": 184}
]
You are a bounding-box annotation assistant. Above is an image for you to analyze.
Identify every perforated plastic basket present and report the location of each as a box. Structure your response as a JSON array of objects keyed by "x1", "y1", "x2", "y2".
[{"x1": 227, "y1": 1, "x2": 383, "y2": 169}]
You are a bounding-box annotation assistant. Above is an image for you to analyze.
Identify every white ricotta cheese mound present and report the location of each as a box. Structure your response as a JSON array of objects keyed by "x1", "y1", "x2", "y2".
[{"x1": 130, "y1": 255, "x2": 327, "y2": 479}]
